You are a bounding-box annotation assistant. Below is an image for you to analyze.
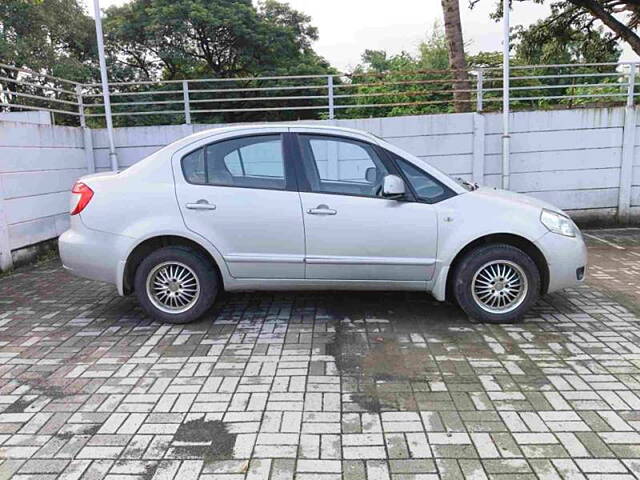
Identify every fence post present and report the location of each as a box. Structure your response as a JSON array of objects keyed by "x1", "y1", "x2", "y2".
[
  {"x1": 0, "y1": 175, "x2": 13, "y2": 272},
  {"x1": 327, "y1": 76, "x2": 335, "y2": 120},
  {"x1": 76, "y1": 84, "x2": 86, "y2": 127},
  {"x1": 628, "y1": 63, "x2": 637, "y2": 108},
  {"x1": 183, "y1": 80, "x2": 192, "y2": 125},
  {"x1": 476, "y1": 69, "x2": 484, "y2": 112},
  {"x1": 83, "y1": 127, "x2": 96, "y2": 174},
  {"x1": 618, "y1": 63, "x2": 637, "y2": 224},
  {"x1": 472, "y1": 113, "x2": 485, "y2": 184}
]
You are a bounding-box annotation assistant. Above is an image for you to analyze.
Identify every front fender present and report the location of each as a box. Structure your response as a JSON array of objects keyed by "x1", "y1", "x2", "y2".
[{"x1": 430, "y1": 192, "x2": 550, "y2": 301}]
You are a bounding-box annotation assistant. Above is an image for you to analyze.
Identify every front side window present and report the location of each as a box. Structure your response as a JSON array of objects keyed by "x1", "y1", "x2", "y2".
[
  {"x1": 394, "y1": 156, "x2": 453, "y2": 203},
  {"x1": 182, "y1": 135, "x2": 286, "y2": 190},
  {"x1": 299, "y1": 135, "x2": 390, "y2": 198}
]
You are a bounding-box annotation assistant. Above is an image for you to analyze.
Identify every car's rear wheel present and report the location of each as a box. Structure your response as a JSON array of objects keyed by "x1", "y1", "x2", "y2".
[
  {"x1": 134, "y1": 246, "x2": 218, "y2": 324},
  {"x1": 453, "y1": 244, "x2": 540, "y2": 323}
]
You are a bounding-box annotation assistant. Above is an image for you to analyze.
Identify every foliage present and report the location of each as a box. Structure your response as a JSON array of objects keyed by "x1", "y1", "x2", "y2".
[
  {"x1": 339, "y1": 12, "x2": 625, "y2": 118},
  {"x1": 461, "y1": 17, "x2": 623, "y2": 112},
  {"x1": 508, "y1": 13, "x2": 622, "y2": 110},
  {"x1": 480, "y1": 0, "x2": 640, "y2": 57},
  {"x1": 103, "y1": 0, "x2": 329, "y2": 81},
  {"x1": 339, "y1": 24, "x2": 456, "y2": 118},
  {"x1": 0, "y1": 0, "x2": 96, "y2": 82},
  {"x1": 96, "y1": 0, "x2": 332, "y2": 125},
  {"x1": 0, "y1": 0, "x2": 97, "y2": 124},
  {"x1": 513, "y1": 7, "x2": 621, "y2": 65}
]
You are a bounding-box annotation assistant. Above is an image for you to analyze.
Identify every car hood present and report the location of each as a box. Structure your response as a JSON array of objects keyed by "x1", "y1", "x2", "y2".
[{"x1": 470, "y1": 187, "x2": 565, "y2": 215}]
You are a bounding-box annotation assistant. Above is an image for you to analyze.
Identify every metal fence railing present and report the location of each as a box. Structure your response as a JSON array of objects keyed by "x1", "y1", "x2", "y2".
[
  {"x1": 1, "y1": 62, "x2": 639, "y2": 127},
  {"x1": 0, "y1": 63, "x2": 82, "y2": 122}
]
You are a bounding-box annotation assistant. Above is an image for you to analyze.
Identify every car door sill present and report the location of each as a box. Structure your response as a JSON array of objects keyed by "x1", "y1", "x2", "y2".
[
  {"x1": 304, "y1": 256, "x2": 435, "y2": 266},
  {"x1": 225, "y1": 278, "x2": 429, "y2": 292}
]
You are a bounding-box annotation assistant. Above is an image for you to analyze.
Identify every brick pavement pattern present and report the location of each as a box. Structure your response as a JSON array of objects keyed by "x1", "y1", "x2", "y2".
[{"x1": 1, "y1": 233, "x2": 640, "y2": 479}]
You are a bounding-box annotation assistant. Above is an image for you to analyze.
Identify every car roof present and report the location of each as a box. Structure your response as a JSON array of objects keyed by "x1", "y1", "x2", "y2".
[{"x1": 170, "y1": 123, "x2": 379, "y2": 151}]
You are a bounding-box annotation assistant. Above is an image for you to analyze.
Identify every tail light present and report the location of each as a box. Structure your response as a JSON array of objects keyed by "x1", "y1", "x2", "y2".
[{"x1": 70, "y1": 182, "x2": 94, "y2": 215}]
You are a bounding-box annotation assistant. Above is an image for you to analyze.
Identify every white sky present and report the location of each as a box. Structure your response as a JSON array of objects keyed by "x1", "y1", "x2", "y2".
[{"x1": 85, "y1": 0, "x2": 639, "y2": 70}]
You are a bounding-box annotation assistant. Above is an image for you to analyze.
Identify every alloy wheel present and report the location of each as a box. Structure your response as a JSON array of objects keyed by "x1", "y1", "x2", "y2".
[
  {"x1": 471, "y1": 260, "x2": 529, "y2": 314},
  {"x1": 145, "y1": 261, "x2": 201, "y2": 314}
]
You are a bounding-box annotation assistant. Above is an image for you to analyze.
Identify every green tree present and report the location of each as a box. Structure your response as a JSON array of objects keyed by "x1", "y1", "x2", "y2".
[
  {"x1": 511, "y1": 14, "x2": 622, "y2": 109},
  {"x1": 99, "y1": 0, "x2": 332, "y2": 125},
  {"x1": 103, "y1": 0, "x2": 329, "y2": 81},
  {"x1": 341, "y1": 24, "x2": 456, "y2": 118},
  {"x1": 0, "y1": 0, "x2": 97, "y2": 122},
  {"x1": 514, "y1": 11, "x2": 621, "y2": 65},
  {"x1": 477, "y1": 0, "x2": 640, "y2": 57},
  {"x1": 0, "y1": 0, "x2": 96, "y2": 81}
]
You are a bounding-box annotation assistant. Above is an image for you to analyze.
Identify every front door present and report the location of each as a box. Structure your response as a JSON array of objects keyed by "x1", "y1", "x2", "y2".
[
  {"x1": 173, "y1": 133, "x2": 305, "y2": 279},
  {"x1": 293, "y1": 133, "x2": 439, "y2": 281}
]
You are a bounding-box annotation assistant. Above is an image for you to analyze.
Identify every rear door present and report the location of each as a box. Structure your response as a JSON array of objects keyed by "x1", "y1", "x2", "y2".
[{"x1": 173, "y1": 132, "x2": 305, "y2": 279}]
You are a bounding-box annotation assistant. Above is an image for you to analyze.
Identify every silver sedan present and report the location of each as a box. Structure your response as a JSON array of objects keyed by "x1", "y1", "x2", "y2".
[{"x1": 59, "y1": 124, "x2": 587, "y2": 324}]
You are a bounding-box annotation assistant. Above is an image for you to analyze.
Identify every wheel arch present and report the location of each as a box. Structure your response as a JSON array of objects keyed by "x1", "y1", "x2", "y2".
[
  {"x1": 444, "y1": 233, "x2": 549, "y2": 302},
  {"x1": 122, "y1": 235, "x2": 224, "y2": 295}
]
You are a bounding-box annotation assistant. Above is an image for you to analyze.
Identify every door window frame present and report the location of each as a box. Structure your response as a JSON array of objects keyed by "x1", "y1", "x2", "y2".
[
  {"x1": 180, "y1": 132, "x2": 299, "y2": 193},
  {"x1": 291, "y1": 133, "x2": 417, "y2": 202}
]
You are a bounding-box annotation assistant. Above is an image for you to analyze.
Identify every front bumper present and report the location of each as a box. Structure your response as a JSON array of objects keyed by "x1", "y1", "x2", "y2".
[
  {"x1": 535, "y1": 230, "x2": 588, "y2": 293},
  {"x1": 58, "y1": 216, "x2": 133, "y2": 292}
]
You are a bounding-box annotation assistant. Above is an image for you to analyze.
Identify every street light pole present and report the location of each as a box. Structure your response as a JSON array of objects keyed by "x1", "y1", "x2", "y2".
[
  {"x1": 92, "y1": 0, "x2": 118, "y2": 172},
  {"x1": 502, "y1": 0, "x2": 510, "y2": 190}
]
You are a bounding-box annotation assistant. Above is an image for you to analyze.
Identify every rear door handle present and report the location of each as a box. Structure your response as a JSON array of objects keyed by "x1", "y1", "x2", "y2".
[
  {"x1": 307, "y1": 204, "x2": 337, "y2": 216},
  {"x1": 186, "y1": 200, "x2": 216, "y2": 211}
]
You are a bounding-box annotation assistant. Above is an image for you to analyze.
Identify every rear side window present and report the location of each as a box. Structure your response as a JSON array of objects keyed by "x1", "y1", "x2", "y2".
[
  {"x1": 182, "y1": 135, "x2": 286, "y2": 190},
  {"x1": 182, "y1": 148, "x2": 206, "y2": 184}
]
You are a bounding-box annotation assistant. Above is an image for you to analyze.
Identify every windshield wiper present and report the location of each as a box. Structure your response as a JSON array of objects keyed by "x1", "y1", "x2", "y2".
[{"x1": 456, "y1": 177, "x2": 479, "y2": 191}]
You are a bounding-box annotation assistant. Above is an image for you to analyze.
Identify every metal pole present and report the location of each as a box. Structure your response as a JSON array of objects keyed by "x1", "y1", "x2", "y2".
[
  {"x1": 327, "y1": 76, "x2": 335, "y2": 120},
  {"x1": 627, "y1": 63, "x2": 637, "y2": 108},
  {"x1": 476, "y1": 68, "x2": 484, "y2": 112},
  {"x1": 182, "y1": 80, "x2": 192, "y2": 125},
  {"x1": 501, "y1": 0, "x2": 510, "y2": 190},
  {"x1": 92, "y1": 0, "x2": 118, "y2": 172},
  {"x1": 76, "y1": 84, "x2": 86, "y2": 128}
]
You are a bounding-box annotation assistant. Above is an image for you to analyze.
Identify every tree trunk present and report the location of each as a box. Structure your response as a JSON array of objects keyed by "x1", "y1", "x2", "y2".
[
  {"x1": 441, "y1": 0, "x2": 472, "y2": 112},
  {"x1": 569, "y1": 0, "x2": 640, "y2": 56}
]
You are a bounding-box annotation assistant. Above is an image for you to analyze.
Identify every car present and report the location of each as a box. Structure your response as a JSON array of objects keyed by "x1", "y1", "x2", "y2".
[{"x1": 59, "y1": 124, "x2": 587, "y2": 324}]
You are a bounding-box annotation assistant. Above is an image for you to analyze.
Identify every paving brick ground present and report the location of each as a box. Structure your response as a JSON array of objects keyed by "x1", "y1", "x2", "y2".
[{"x1": 1, "y1": 229, "x2": 640, "y2": 479}]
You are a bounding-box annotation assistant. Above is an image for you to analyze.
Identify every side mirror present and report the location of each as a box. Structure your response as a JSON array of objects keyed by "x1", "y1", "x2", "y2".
[{"x1": 382, "y1": 174, "x2": 406, "y2": 199}]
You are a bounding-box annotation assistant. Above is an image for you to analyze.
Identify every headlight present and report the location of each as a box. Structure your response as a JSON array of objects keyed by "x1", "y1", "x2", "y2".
[{"x1": 540, "y1": 209, "x2": 576, "y2": 237}]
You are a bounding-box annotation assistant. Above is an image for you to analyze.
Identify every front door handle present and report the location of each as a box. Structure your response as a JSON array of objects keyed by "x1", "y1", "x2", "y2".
[
  {"x1": 186, "y1": 200, "x2": 216, "y2": 211},
  {"x1": 307, "y1": 204, "x2": 337, "y2": 216}
]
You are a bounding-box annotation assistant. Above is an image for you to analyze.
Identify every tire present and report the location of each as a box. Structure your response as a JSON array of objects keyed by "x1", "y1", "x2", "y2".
[
  {"x1": 134, "y1": 246, "x2": 219, "y2": 324},
  {"x1": 452, "y1": 244, "x2": 540, "y2": 324}
]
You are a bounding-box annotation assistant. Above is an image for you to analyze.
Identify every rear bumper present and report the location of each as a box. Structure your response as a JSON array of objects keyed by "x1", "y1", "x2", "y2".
[
  {"x1": 58, "y1": 217, "x2": 133, "y2": 294},
  {"x1": 535, "y1": 231, "x2": 588, "y2": 293}
]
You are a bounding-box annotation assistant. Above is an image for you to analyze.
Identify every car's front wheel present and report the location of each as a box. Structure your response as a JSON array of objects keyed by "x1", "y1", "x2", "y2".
[
  {"x1": 452, "y1": 244, "x2": 541, "y2": 323},
  {"x1": 134, "y1": 246, "x2": 219, "y2": 324}
]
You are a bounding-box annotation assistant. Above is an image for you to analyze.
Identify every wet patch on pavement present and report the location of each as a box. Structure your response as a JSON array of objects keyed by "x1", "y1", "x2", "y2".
[
  {"x1": 171, "y1": 418, "x2": 236, "y2": 464},
  {"x1": 2, "y1": 398, "x2": 34, "y2": 414}
]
